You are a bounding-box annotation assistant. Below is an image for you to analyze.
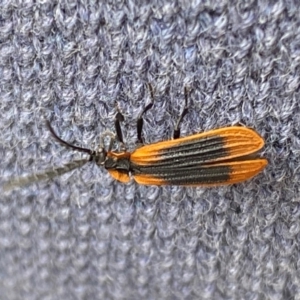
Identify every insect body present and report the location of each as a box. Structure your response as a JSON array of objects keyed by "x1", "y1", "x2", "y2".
[
  {"x1": 99, "y1": 126, "x2": 267, "y2": 186},
  {"x1": 3, "y1": 86, "x2": 267, "y2": 190}
]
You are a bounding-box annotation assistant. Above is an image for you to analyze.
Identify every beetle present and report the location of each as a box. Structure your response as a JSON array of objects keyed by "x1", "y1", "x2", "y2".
[{"x1": 3, "y1": 85, "x2": 267, "y2": 190}]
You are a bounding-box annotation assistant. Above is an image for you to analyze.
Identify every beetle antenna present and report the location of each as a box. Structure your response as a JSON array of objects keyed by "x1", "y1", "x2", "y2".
[
  {"x1": 3, "y1": 159, "x2": 89, "y2": 191},
  {"x1": 46, "y1": 121, "x2": 93, "y2": 155}
]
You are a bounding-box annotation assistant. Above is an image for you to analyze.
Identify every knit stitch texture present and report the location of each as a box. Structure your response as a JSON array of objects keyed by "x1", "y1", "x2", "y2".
[{"x1": 1, "y1": 1, "x2": 300, "y2": 299}]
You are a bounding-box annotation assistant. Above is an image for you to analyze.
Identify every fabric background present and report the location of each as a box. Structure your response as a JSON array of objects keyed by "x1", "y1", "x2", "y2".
[{"x1": 1, "y1": 1, "x2": 300, "y2": 299}]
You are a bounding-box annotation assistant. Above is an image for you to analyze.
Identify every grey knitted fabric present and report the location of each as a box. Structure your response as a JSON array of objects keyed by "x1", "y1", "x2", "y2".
[{"x1": 1, "y1": 1, "x2": 300, "y2": 299}]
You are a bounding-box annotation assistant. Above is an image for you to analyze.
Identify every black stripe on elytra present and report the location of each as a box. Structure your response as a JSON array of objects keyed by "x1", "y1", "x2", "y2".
[
  {"x1": 132, "y1": 164, "x2": 232, "y2": 185},
  {"x1": 161, "y1": 135, "x2": 225, "y2": 154},
  {"x1": 141, "y1": 135, "x2": 229, "y2": 167},
  {"x1": 130, "y1": 152, "x2": 222, "y2": 171}
]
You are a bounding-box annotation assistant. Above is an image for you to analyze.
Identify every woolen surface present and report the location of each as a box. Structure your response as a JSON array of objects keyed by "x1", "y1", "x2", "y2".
[{"x1": 1, "y1": 1, "x2": 300, "y2": 299}]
